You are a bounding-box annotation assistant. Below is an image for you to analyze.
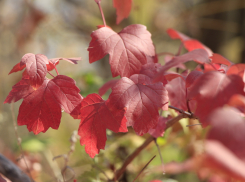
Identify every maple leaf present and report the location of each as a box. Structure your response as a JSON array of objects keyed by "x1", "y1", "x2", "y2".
[
  {"x1": 8, "y1": 62, "x2": 26, "y2": 75},
  {"x1": 47, "y1": 57, "x2": 81, "y2": 71},
  {"x1": 18, "y1": 75, "x2": 82, "y2": 134},
  {"x1": 226, "y1": 63, "x2": 245, "y2": 78},
  {"x1": 78, "y1": 93, "x2": 127, "y2": 158},
  {"x1": 210, "y1": 53, "x2": 233, "y2": 66},
  {"x1": 4, "y1": 75, "x2": 34, "y2": 104},
  {"x1": 113, "y1": 0, "x2": 132, "y2": 24},
  {"x1": 108, "y1": 74, "x2": 168, "y2": 135},
  {"x1": 20, "y1": 53, "x2": 49, "y2": 89},
  {"x1": 187, "y1": 71, "x2": 244, "y2": 126},
  {"x1": 88, "y1": 24, "x2": 155, "y2": 77},
  {"x1": 167, "y1": 28, "x2": 213, "y2": 56}
]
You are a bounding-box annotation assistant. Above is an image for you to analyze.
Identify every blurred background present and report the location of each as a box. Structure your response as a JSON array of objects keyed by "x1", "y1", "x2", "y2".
[{"x1": 0, "y1": 0, "x2": 244, "y2": 181}]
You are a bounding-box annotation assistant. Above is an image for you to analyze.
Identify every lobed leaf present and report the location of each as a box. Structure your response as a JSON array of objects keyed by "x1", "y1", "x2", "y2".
[
  {"x1": 78, "y1": 93, "x2": 127, "y2": 158},
  {"x1": 113, "y1": 0, "x2": 132, "y2": 24},
  {"x1": 20, "y1": 53, "x2": 49, "y2": 89},
  {"x1": 17, "y1": 75, "x2": 82, "y2": 134},
  {"x1": 108, "y1": 74, "x2": 168, "y2": 135},
  {"x1": 88, "y1": 24, "x2": 155, "y2": 77}
]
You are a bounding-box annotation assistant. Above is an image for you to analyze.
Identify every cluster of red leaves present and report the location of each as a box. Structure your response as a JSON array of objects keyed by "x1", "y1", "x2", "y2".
[{"x1": 4, "y1": 2, "x2": 245, "y2": 182}]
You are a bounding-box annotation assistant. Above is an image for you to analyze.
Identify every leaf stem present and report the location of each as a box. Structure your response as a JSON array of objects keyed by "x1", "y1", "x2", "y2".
[
  {"x1": 54, "y1": 66, "x2": 59, "y2": 75},
  {"x1": 48, "y1": 71, "x2": 55, "y2": 78},
  {"x1": 96, "y1": 1, "x2": 107, "y2": 27}
]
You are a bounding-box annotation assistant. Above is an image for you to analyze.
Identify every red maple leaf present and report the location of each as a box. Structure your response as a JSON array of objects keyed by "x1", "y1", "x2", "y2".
[
  {"x1": 187, "y1": 71, "x2": 244, "y2": 126},
  {"x1": 78, "y1": 93, "x2": 127, "y2": 158},
  {"x1": 107, "y1": 74, "x2": 168, "y2": 135},
  {"x1": 88, "y1": 24, "x2": 155, "y2": 77},
  {"x1": 18, "y1": 75, "x2": 82, "y2": 134},
  {"x1": 167, "y1": 28, "x2": 213, "y2": 56},
  {"x1": 210, "y1": 53, "x2": 233, "y2": 66},
  {"x1": 8, "y1": 62, "x2": 26, "y2": 75},
  {"x1": 113, "y1": 0, "x2": 132, "y2": 24},
  {"x1": 20, "y1": 53, "x2": 49, "y2": 89},
  {"x1": 148, "y1": 116, "x2": 169, "y2": 138},
  {"x1": 4, "y1": 75, "x2": 34, "y2": 104}
]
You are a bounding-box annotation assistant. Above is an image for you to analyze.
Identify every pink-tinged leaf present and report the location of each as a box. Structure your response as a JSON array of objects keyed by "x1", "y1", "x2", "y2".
[
  {"x1": 18, "y1": 75, "x2": 82, "y2": 134},
  {"x1": 146, "y1": 55, "x2": 158, "y2": 63},
  {"x1": 167, "y1": 29, "x2": 213, "y2": 56},
  {"x1": 154, "y1": 49, "x2": 209, "y2": 82},
  {"x1": 20, "y1": 53, "x2": 49, "y2": 89},
  {"x1": 185, "y1": 70, "x2": 203, "y2": 88},
  {"x1": 227, "y1": 63, "x2": 245, "y2": 78},
  {"x1": 4, "y1": 76, "x2": 34, "y2": 104},
  {"x1": 203, "y1": 63, "x2": 221, "y2": 73},
  {"x1": 148, "y1": 116, "x2": 169, "y2": 138},
  {"x1": 113, "y1": 0, "x2": 132, "y2": 24},
  {"x1": 78, "y1": 93, "x2": 127, "y2": 158},
  {"x1": 94, "y1": 0, "x2": 101, "y2": 3},
  {"x1": 8, "y1": 62, "x2": 26, "y2": 75},
  {"x1": 210, "y1": 53, "x2": 233, "y2": 66},
  {"x1": 204, "y1": 140, "x2": 245, "y2": 181},
  {"x1": 99, "y1": 79, "x2": 119, "y2": 96},
  {"x1": 166, "y1": 77, "x2": 188, "y2": 111},
  {"x1": 187, "y1": 72, "x2": 244, "y2": 126},
  {"x1": 88, "y1": 24, "x2": 155, "y2": 77},
  {"x1": 108, "y1": 74, "x2": 168, "y2": 135}
]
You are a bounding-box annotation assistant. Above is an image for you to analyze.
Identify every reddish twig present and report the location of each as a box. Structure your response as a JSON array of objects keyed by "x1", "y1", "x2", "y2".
[
  {"x1": 113, "y1": 113, "x2": 185, "y2": 181},
  {"x1": 96, "y1": 1, "x2": 107, "y2": 27}
]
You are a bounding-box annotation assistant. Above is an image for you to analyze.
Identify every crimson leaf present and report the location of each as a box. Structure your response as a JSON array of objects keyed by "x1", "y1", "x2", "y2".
[
  {"x1": 108, "y1": 74, "x2": 168, "y2": 135},
  {"x1": 78, "y1": 93, "x2": 127, "y2": 158},
  {"x1": 88, "y1": 24, "x2": 155, "y2": 77},
  {"x1": 113, "y1": 0, "x2": 132, "y2": 24},
  {"x1": 18, "y1": 75, "x2": 82, "y2": 134},
  {"x1": 20, "y1": 53, "x2": 49, "y2": 89}
]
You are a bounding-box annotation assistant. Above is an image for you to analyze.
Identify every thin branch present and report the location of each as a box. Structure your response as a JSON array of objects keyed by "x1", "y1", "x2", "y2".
[
  {"x1": 176, "y1": 42, "x2": 184, "y2": 56},
  {"x1": 11, "y1": 103, "x2": 34, "y2": 181},
  {"x1": 114, "y1": 136, "x2": 155, "y2": 181},
  {"x1": 96, "y1": 1, "x2": 107, "y2": 27},
  {"x1": 113, "y1": 113, "x2": 184, "y2": 181},
  {"x1": 53, "y1": 131, "x2": 79, "y2": 182},
  {"x1": 132, "y1": 155, "x2": 156, "y2": 182},
  {"x1": 168, "y1": 105, "x2": 192, "y2": 117}
]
